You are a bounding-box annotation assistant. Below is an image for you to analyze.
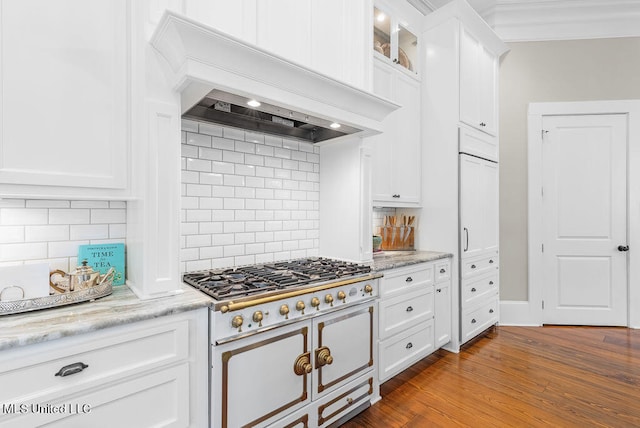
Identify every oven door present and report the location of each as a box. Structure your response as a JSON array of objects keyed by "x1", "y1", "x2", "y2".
[
  {"x1": 212, "y1": 321, "x2": 312, "y2": 428},
  {"x1": 312, "y1": 301, "x2": 376, "y2": 400}
]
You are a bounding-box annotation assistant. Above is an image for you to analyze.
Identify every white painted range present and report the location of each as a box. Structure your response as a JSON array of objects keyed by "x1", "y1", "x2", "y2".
[{"x1": 182, "y1": 257, "x2": 381, "y2": 428}]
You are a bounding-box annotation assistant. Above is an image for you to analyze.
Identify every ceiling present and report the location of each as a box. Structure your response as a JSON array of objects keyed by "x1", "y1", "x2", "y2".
[{"x1": 415, "y1": 0, "x2": 640, "y2": 41}]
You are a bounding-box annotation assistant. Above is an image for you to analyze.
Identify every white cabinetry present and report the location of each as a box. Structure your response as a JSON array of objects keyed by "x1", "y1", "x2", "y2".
[
  {"x1": 377, "y1": 259, "x2": 451, "y2": 382},
  {"x1": 373, "y1": 2, "x2": 420, "y2": 76},
  {"x1": 0, "y1": 310, "x2": 208, "y2": 428},
  {"x1": 368, "y1": 58, "x2": 421, "y2": 207},
  {"x1": 459, "y1": 26, "x2": 499, "y2": 136},
  {"x1": 0, "y1": 0, "x2": 130, "y2": 199},
  {"x1": 420, "y1": 0, "x2": 507, "y2": 351},
  {"x1": 182, "y1": 0, "x2": 370, "y2": 89}
]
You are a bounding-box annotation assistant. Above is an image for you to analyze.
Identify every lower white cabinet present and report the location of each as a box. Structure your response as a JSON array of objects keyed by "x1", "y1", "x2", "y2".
[
  {"x1": 0, "y1": 309, "x2": 208, "y2": 428},
  {"x1": 377, "y1": 258, "x2": 451, "y2": 383}
]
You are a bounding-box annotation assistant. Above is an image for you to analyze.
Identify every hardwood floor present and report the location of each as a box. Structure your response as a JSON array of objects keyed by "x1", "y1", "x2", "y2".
[{"x1": 343, "y1": 326, "x2": 640, "y2": 427}]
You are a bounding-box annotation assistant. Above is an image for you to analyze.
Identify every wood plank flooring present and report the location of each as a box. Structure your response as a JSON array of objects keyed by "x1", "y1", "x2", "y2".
[{"x1": 343, "y1": 326, "x2": 640, "y2": 427}]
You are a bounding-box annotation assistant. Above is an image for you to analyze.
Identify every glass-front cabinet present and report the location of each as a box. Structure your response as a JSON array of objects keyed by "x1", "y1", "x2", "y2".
[{"x1": 372, "y1": 5, "x2": 418, "y2": 75}]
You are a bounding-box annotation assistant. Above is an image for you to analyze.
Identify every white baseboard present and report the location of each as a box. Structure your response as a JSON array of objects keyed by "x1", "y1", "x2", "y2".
[{"x1": 499, "y1": 300, "x2": 541, "y2": 326}]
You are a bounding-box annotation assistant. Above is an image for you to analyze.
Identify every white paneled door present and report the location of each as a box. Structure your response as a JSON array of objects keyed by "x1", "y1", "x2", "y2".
[{"x1": 541, "y1": 114, "x2": 628, "y2": 325}]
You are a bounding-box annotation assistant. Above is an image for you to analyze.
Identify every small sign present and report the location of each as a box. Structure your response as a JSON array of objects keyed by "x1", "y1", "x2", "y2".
[{"x1": 78, "y1": 243, "x2": 125, "y2": 286}]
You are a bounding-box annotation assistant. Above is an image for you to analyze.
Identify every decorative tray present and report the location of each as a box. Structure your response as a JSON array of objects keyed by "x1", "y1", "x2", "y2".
[{"x1": 0, "y1": 281, "x2": 113, "y2": 316}]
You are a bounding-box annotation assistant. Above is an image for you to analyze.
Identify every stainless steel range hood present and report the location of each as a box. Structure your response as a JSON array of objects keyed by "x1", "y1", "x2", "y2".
[
  {"x1": 183, "y1": 89, "x2": 361, "y2": 143},
  {"x1": 150, "y1": 11, "x2": 399, "y2": 144}
]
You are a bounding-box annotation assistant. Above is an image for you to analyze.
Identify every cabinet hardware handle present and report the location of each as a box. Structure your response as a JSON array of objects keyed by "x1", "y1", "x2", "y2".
[
  {"x1": 406, "y1": 306, "x2": 413, "y2": 312},
  {"x1": 55, "y1": 362, "x2": 88, "y2": 377},
  {"x1": 405, "y1": 277, "x2": 413, "y2": 283},
  {"x1": 316, "y1": 346, "x2": 334, "y2": 367},
  {"x1": 406, "y1": 342, "x2": 413, "y2": 349},
  {"x1": 437, "y1": 288, "x2": 442, "y2": 293},
  {"x1": 471, "y1": 264, "x2": 476, "y2": 269},
  {"x1": 618, "y1": 245, "x2": 629, "y2": 252},
  {"x1": 294, "y1": 353, "x2": 312, "y2": 376},
  {"x1": 392, "y1": 194, "x2": 401, "y2": 198},
  {"x1": 489, "y1": 281, "x2": 494, "y2": 285},
  {"x1": 489, "y1": 259, "x2": 494, "y2": 264},
  {"x1": 489, "y1": 309, "x2": 494, "y2": 314},
  {"x1": 471, "y1": 318, "x2": 477, "y2": 324},
  {"x1": 440, "y1": 268, "x2": 446, "y2": 274},
  {"x1": 471, "y1": 287, "x2": 477, "y2": 292},
  {"x1": 347, "y1": 397, "x2": 354, "y2": 405},
  {"x1": 464, "y1": 227, "x2": 469, "y2": 252}
]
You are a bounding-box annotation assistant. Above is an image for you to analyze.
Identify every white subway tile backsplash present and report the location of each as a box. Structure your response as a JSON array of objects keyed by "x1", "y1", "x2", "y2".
[
  {"x1": 48, "y1": 208, "x2": 91, "y2": 224},
  {"x1": 49, "y1": 240, "x2": 89, "y2": 258},
  {"x1": 26, "y1": 200, "x2": 70, "y2": 208},
  {"x1": 181, "y1": 119, "x2": 199, "y2": 133},
  {"x1": 181, "y1": 248, "x2": 200, "y2": 261},
  {"x1": 0, "y1": 199, "x2": 26, "y2": 208},
  {"x1": 0, "y1": 226, "x2": 24, "y2": 243},
  {"x1": 2, "y1": 208, "x2": 48, "y2": 225},
  {"x1": 70, "y1": 224, "x2": 109, "y2": 241},
  {"x1": 92, "y1": 209, "x2": 126, "y2": 224},
  {"x1": 181, "y1": 125, "x2": 320, "y2": 270},
  {"x1": 24, "y1": 225, "x2": 69, "y2": 242}
]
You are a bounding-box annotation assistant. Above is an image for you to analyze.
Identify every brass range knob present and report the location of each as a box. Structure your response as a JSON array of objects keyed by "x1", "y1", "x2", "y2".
[
  {"x1": 294, "y1": 352, "x2": 312, "y2": 376},
  {"x1": 337, "y1": 291, "x2": 346, "y2": 303},
  {"x1": 280, "y1": 304, "x2": 290, "y2": 319},
  {"x1": 364, "y1": 284, "x2": 373, "y2": 295},
  {"x1": 325, "y1": 294, "x2": 334, "y2": 307},
  {"x1": 252, "y1": 311, "x2": 263, "y2": 327},
  {"x1": 296, "y1": 300, "x2": 306, "y2": 314},
  {"x1": 231, "y1": 315, "x2": 243, "y2": 332},
  {"x1": 311, "y1": 297, "x2": 321, "y2": 311},
  {"x1": 316, "y1": 346, "x2": 333, "y2": 367}
]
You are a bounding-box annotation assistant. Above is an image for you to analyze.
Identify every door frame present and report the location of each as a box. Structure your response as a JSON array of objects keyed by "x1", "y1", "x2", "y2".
[{"x1": 527, "y1": 100, "x2": 640, "y2": 328}]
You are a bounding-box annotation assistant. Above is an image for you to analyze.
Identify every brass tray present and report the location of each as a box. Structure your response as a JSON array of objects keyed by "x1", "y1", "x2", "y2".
[{"x1": 0, "y1": 281, "x2": 113, "y2": 316}]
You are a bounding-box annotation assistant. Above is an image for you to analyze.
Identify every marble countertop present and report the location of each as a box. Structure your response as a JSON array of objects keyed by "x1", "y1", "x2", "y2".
[
  {"x1": 0, "y1": 284, "x2": 213, "y2": 351},
  {"x1": 371, "y1": 250, "x2": 453, "y2": 271}
]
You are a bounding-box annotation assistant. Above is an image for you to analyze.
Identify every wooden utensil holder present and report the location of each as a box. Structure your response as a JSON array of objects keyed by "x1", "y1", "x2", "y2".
[{"x1": 379, "y1": 226, "x2": 414, "y2": 251}]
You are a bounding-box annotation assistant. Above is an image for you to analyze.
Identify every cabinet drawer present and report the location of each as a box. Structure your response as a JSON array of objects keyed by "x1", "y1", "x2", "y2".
[
  {"x1": 379, "y1": 320, "x2": 434, "y2": 382},
  {"x1": 461, "y1": 296, "x2": 499, "y2": 343},
  {"x1": 0, "y1": 320, "x2": 189, "y2": 404},
  {"x1": 1, "y1": 363, "x2": 189, "y2": 428},
  {"x1": 379, "y1": 287, "x2": 434, "y2": 340},
  {"x1": 459, "y1": 126, "x2": 498, "y2": 162},
  {"x1": 462, "y1": 272, "x2": 498, "y2": 308},
  {"x1": 380, "y1": 263, "x2": 434, "y2": 297},
  {"x1": 461, "y1": 252, "x2": 499, "y2": 278},
  {"x1": 435, "y1": 260, "x2": 451, "y2": 282}
]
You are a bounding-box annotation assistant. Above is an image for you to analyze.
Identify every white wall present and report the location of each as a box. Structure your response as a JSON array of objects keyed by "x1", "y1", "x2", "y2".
[
  {"x1": 180, "y1": 119, "x2": 320, "y2": 271},
  {"x1": 499, "y1": 37, "x2": 640, "y2": 301}
]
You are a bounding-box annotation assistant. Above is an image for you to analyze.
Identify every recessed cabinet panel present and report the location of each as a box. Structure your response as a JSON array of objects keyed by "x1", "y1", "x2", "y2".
[
  {"x1": 0, "y1": 0, "x2": 129, "y2": 190},
  {"x1": 434, "y1": 284, "x2": 451, "y2": 348}
]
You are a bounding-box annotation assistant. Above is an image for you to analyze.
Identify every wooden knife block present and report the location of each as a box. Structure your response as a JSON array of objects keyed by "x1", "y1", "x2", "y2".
[{"x1": 379, "y1": 226, "x2": 414, "y2": 251}]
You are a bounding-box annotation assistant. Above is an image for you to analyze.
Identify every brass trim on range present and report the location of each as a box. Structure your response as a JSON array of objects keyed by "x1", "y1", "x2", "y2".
[
  {"x1": 221, "y1": 326, "x2": 309, "y2": 428},
  {"x1": 317, "y1": 377, "x2": 374, "y2": 426},
  {"x1": 215, "y1": 273, "x2": 381, "y2": 312},
  {"x1": 282, "y1": 414, "x2": 309, "y2": 428},
  {"x1": 316, "y1": 305, "x2": 375, "y2": 393}
]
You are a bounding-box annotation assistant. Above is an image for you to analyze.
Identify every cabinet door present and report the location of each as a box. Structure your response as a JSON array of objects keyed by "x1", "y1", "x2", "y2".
[
  {"x1": 434, "y1": 283, "x2": 451, "y2": 348},
  {"x1": 257, "y1": 0, "x2": 312, "y2": 68},
  {"x1": 478, "y1": 46, "x2": 498, "y2": 135},
  {"x1": 459, "y1": 26, "x2": 480, "y2": 131},
  {"x1": 0, "y1": 0, "x2": 129, "y2": 192},
  {"x1": 460, "y1": 154, "x2": 498, "y2": 258},
  {"x1": 370, "y1": 60, "x2": 395, "y2": 203}
]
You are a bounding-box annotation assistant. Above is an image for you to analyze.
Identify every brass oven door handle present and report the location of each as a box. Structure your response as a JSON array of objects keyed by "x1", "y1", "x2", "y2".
[
  {"x1": 294, "y1": 352, "x2": 312, "y2": 376},
  {"x1": 315, "y1": 346, "x2": 334, "y2": 368}
]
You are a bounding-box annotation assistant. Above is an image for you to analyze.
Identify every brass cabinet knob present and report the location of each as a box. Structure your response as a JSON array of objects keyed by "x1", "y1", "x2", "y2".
[
  {"x1": 311, "y1": 297, "x2": 321, "y2": 310},
  {"x1": 325, "y1": 294, "x2": 334, "y2": 307},
  {"x1": 337, "y1": 290, "x2": 346, "y2": 303},
  {"x1": 364, "y1": 284, "x2": 373, "y2": 295},
  {"x1": 296, "y1": 300, "x2": 306, "y2": 314},
  {"x1": 252, "y1": 311, "x2": 263, "y2": 327},
  {"x1": 280, "y1": 304, "x2": 290, "y2": 319},
  {"x1": 294, "y1": 352, "x2": 312, "y2": 376},
  {"x1": 316, "y1": 346, "x2": 333, "y2": 367},
  {"x1": 231, "y1": 315, "x2": 243, "y2": 332}
]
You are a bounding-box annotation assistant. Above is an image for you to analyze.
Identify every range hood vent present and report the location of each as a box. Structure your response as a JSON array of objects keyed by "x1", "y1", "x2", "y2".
[
  {"x1": 183, "y1": 89, "x2": 361, "y2": 143},
  {"x1": 150, "y1": 12, "x2": 400, "y2": 144}
]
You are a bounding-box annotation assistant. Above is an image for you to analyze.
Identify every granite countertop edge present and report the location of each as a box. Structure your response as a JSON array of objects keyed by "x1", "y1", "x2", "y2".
[
  {"x1": 371, "y1": 250, "x2": 453, "y2": 271},
  {"x1": 0, "y1": 284, "x2": 213, "y2": 351}
]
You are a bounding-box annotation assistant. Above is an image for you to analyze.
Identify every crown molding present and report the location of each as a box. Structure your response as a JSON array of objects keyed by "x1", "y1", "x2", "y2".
[{"x1": 491, "y1": 0, "x2": 640, "y2": 41}]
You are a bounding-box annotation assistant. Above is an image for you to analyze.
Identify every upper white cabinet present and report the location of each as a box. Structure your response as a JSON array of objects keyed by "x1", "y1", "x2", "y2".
[
  {"x1": 182, "y1": 0, "x2": 370, "y2": 89},
  {"x1": 459, "y1": 26, "x2": 499, "y2": 136},
  {"x1": 0, "y1": 0, "x2": 130, "y2": 199},
  {"x1": 373, "y1": 4, "x2": 419, "y2": 76},
  {"x1": 369, "y1": 58, "x2": 421, "y2": 206}
]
